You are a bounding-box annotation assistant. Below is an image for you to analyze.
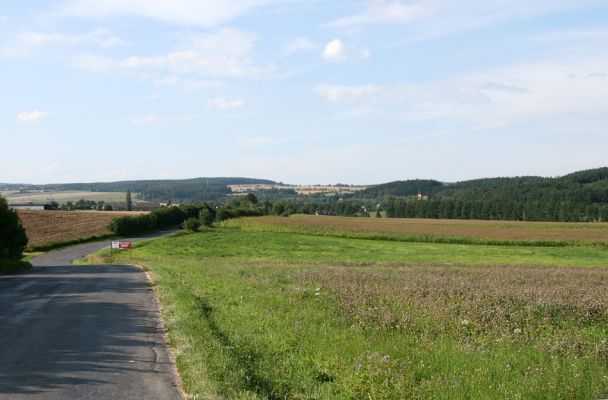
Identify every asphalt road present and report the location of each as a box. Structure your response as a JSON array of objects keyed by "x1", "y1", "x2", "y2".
[{"x1": 0, "y1": 231, "x2": 183, "y2": 400}]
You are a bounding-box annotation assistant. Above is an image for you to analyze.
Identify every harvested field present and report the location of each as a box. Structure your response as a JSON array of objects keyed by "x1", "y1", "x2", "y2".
[
  {"x1": 227, "y1": 215, "x2": 608, "y2": 244},
  {"x1": 6, "y1": 190, "x2": 139, "y2": 204},
  {"x1": 17, "y1": 210, "x2": 145, "y2": 247}
]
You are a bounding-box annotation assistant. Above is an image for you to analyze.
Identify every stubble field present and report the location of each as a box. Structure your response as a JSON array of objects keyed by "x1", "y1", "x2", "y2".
[
  {"x1": 85, "y1": 216, "x2": 608, "y2": 399},
  {"x1": 17, "y1": 210, "x2": 144, "y2": 248},
  {"x1": 224, "y1": 215, "x2": 608, "y2": 246}
]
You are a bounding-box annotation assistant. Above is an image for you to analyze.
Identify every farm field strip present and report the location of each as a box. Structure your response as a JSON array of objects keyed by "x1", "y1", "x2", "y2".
[
  {"x1": 86, "y1": 224, "x2": 608, "y2": 399},
  {"x1": 224, "y1": 215, "x2": 608, "y2": 244},
  {"x1": 6, "y1": 190, "x2": 140, "y2": 204},
  {"x1": 17, "y1": 210, "x2": 145, "y2": 246}
]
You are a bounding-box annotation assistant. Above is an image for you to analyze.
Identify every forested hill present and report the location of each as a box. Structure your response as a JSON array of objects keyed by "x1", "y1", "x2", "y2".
[
  {"x1": 13, "y1": 178, "x2": 276, "y2": 202},
  {"x1": 356, "y1": 167, "x2": 608, "y2": 221}
]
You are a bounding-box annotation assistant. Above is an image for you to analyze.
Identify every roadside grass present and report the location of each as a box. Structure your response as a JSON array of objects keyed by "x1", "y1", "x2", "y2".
[{"x1": 84, "y1": 225, "x2": 608, "y2": 399}]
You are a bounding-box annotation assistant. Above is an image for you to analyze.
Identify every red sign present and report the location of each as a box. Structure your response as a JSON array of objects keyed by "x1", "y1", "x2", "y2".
[{"x1": 119, "y1": 241, "x2": 132, "y2": 249}]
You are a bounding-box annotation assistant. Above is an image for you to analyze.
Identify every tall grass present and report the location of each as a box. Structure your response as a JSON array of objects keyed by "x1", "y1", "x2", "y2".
[{"x1": 85, "y1": 227, "x2": 608, "y2": 399}]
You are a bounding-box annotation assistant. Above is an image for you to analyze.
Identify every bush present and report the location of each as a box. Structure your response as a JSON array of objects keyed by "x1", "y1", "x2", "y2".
[
  {"x1": 183, "y1": 217, "x2": 201, "y2": 232},
  {"x1": 0, "y1": 197, "x2": 28, "y2": 260},
  {"x1": 199, "y1": 205, "x2": 216, "y2": 226}
]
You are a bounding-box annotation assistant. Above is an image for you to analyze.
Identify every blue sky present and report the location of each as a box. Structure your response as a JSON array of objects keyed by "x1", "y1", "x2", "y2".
[{"x1": 1, "y1": 1, "x2": 607, "y2": 184}]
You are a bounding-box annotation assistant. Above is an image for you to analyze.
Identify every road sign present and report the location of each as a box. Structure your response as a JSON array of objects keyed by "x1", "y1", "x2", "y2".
[{"x1": 111, "y1": 241, "x2": 133, "y2": 257}]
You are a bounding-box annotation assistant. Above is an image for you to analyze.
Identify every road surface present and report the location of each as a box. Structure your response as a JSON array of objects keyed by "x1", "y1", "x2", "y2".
[{"x1": 0, "y1": 231, "x2": 182, "y2": 399}]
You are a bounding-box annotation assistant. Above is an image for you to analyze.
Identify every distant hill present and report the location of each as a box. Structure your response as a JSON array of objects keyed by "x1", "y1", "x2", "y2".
[
  {"x1": 1, "y1": 178, "x2": 276, "y2": 203},
  {"x1": 355, "y1": 167, "x2": 608, "y2": 221},
  {"x1": 357, "y1": 167, "x2": 608, "y2": 204}
]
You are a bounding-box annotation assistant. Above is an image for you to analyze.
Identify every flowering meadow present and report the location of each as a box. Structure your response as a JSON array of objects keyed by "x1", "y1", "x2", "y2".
[{"x1": 86, "y1": 219, "x2": 608, "y2": 399}]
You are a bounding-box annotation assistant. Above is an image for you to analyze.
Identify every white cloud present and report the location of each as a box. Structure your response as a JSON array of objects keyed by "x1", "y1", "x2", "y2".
[
  {"x1": 235, "y1": 136, "x2": 284, "y2": 148},
  {"x1": 326, "y1": 1, "x2": 433, "y2": 28},
  {"x1": 322, "y1": 38, "x2": 370, "y2": 61},
  {"x1": 528, "y1": 28, "x2": 608, "y2": 42},
  {"x1": 70, "y1": 53, "x2": 115, "y2": 72},
  {"x1": 71, "y1": 28, "x2": 272, "y2": 78},
  {"x1": 314, "y1": 55, "x2": 608, "y2": 128},
  {"x1": 323, "y1": 39, "x2": 346, "y2": 60},
  {"x1": 59, "y1": 0, "x2": 287, "y2": 27},
  {"x1": 20, "y1": 29, "x2": 127, "y2": 48},
  {"x1": 315, "y1": 84, "x2": 382, "y2": 102},
  {"x1": 129, "y1": 116, "x2": 160, "y2": 125},
  {"x1": 0, "y1": 16, "x2": 8, "y2": 23},
  {"x1": 207, "y1": 97, "x2": 245, "y2": 110},
  {"x1": 17, "y1": 111, "x2": 51, "y2": 122},
  {"x1": 325, "y1": 1, "x2": 596, "y2": 44},
  {"x1": 284, "y1": 37, "x2": 316, "y2": 55}
]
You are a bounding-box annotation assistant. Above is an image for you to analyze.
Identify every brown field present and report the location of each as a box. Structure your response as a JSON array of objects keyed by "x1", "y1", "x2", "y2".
[
  {"x1": 17, "y1": 210, "x2": 145, "y2": 246},
  {"x1": 6, "y1": 190, "x2": 141, "y2": 204},
  {"x1": 233, "y1": 214, "x2": 608, "y2": 243}
]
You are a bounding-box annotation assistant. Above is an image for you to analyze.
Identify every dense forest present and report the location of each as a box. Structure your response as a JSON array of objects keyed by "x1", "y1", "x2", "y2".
[{"x1": 293, "y1": 167, "x2": 608, "y2": 222}]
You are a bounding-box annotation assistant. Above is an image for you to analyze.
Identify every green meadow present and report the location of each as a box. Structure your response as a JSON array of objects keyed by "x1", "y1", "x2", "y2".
[{"x1": 86, "y1": 220, "x2": 608, "y2": 399}]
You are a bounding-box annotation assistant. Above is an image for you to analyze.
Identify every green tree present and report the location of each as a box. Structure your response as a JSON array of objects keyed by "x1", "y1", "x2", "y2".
[
  {"x1": 0, "y1": 197, "x2": 28, "y2": 260},
  {"x1": 126, "y1": 190, "x2": 133, "y2": 211}
]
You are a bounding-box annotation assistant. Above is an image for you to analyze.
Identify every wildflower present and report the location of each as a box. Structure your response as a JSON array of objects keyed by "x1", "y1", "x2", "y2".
[
  {"x1": 461, "y1": 319, "x2": 470, "y2": 326},
  {"x1": 514, "y1": 328, "x2": 521, "y2": 334},
  {"x1": 383, "y1": 355, "x2": 390, "y2": 362}
]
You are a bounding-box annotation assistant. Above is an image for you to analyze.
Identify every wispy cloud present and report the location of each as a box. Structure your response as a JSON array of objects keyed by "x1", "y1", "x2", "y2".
[
  {"x1": 325, "y1": 0, "x2": 597, "y2": 44},
  {"x1": 70, "y1": 28, "x2": 273, "y2": 77},
  {"x1": 235, "y1": 136, "x2": 287, "y2": 148},
  {"x1": 17, "y1": 111, "x2": 51, "y2": 122},
  {"x1": 207, "y1": 97, "x2": 245, "y2": 110},
  {"x1": 315, "y1": 55, "x2": 608, "y2": 127},
  {"x1": 19, "y1": 29, "x2": 127, "y2": 48},
  {"x1": 58, "y1": 0, "x2": 290, "y2": 27}
]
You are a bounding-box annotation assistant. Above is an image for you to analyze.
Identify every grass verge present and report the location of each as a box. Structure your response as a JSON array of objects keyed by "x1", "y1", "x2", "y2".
[{"x1": 84, "y1": 225, "x2": 608, "y2": 399}]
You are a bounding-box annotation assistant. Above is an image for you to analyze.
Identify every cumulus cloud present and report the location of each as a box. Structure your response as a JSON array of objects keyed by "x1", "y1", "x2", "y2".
[
  {"x1": 17, "y1": 111, "x2": 51, "y2": 122},
  {"x1": 59, "y1": 0, "x2": 287, "y2": 27},
  {"x1": 207, "y1": 97, "x2": 245, "y2": 110},
  {"x1": 19, "y1": 29, "x2": 127, "y2": 48},
  {"x1": 322, "y1": 39, "x2": 370, "y2": 61}
]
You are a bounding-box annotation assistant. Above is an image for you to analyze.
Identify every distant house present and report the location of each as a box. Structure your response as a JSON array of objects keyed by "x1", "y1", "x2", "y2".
[
  {"x1": 417, "y1": 192, "x2": 429, "y2": 201},
  {"x1": 10, "y1": 205, "x2": 45, "y2": 211}
]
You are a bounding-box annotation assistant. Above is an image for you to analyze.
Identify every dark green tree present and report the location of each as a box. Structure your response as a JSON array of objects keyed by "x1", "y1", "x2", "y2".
[
  {"x1": 126, "y1": 190, "x2": 133, "y2": 211},
  {"x1": 0, "y1": 197, "x2": 28, "y2": 260}
]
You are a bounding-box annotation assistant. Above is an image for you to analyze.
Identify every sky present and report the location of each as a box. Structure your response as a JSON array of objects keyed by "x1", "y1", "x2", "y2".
[{"x1": 1, "y1": 1, "x2": 607, "y2": 185}]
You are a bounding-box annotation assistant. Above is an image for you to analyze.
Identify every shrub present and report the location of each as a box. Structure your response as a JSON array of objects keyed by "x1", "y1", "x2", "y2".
[
  {"x1": 183, "y1": 217, "x2": 201, "y2": 232},
  {"x1": 199, "y1": 207, "x2": 216, "y2": 226},
  {"x1": 0, "y1": 197, "x2": 28, "y2": 260}
]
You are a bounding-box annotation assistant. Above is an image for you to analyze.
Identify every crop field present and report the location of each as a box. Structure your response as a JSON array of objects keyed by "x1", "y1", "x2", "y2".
[
  {"x1": 6, "y1": 190, "x2": 139, "y2": 204},
  {"x1": 225, "y1": 215, "x2": 608, "y2": 246},
  {"x1": 17, "y1": 210, "x2": 144, "y2": 248},
  {"x1": 86, "y1": 216, "x2": 608, "y2": 399}
]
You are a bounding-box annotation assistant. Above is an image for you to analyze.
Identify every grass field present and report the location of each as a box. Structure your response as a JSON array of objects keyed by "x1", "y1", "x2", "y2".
[
  {"x1": 85, "y1": 216, "x2": 608, "y2": 399},
  {"x1": 17, "y1": 210, "x2": 144, "y2": 248},
  {"x1": 6, "y1": 190, "x2": 140, "y2": 204},
  {"x1": 223, "y1": 215, "x2": 608, "y2": 247}
]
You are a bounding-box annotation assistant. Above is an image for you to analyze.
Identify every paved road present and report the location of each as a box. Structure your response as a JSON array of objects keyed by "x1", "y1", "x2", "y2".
[{"x1": 0, "y1": 231, "x2": 182, "y2": 400}]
